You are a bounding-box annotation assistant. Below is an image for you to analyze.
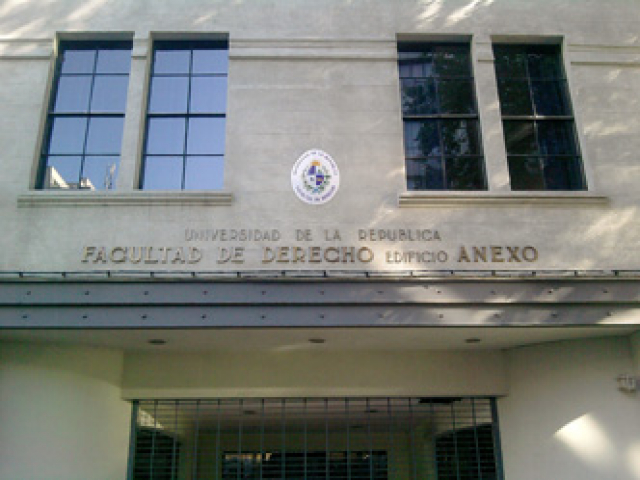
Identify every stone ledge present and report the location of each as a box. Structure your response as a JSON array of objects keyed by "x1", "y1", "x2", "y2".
[
  {"x1": 17, "y1": 191, "x2": 234, "y2": 207},
  {"x1": 398, "y1": 191, "x2": 609, "y2": 208}
]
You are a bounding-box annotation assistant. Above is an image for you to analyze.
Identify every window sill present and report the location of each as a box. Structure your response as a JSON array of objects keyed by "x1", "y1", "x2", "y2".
[
  {"x1": 17, "y1": 191, "x2": 234, "y2": 208},
  {"x1": 398, "y1": 191, "x2": 609, "y2": 208}
]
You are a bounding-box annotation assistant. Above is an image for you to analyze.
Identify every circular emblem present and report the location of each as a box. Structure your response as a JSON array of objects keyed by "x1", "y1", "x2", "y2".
[{"x1": 291, "y1": 149, "x2": 340, "y2": 205}]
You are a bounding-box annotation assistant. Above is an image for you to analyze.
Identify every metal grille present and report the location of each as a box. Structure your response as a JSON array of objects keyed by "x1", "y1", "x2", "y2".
[{"x1": 129, "y1": 397, "x2": 503, "y2": 480}]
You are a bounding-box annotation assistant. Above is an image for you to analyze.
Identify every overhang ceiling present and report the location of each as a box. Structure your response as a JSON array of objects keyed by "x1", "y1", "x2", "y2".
[{"x1": 0, "y1": 325, "x2": 636, "y2": 352}]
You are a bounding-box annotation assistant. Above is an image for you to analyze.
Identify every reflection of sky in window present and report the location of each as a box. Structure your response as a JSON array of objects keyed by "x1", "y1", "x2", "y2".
[
  {"x1": 185, "y1": 156, "x2": 224, "y2": 189},
  {"x1": 42, "y1": 45, "x2": 132, "y2": 190},
  {"x1": 91, "y1": 76, "x2": 129, "y2": 112},
  {"x1": 154, "y1": 50, "x2": 190, "y2": 74},
  {"x1": 96, "y1": 49, "x2": 132, "y2": 74},
  {"x1": 49, "y1": 117, "x2": 87, "y2": 154},
  {"x1": 192, "y1": 49, "x2": 228, "y2": 74},
  {"x1": 149, "y1": 77, "x2": 189, "y2": 113},
  {"x1": 86, "y1": 117, "x2": 124, "y2": 154},
  {"x1": 187, "y1": 118, "x2": 225, "y2": 155},
  {"x1": 190, "y1": 77, "x2": 227, "y2": 113},
  {"x1": 146, "y1": 118, "x2": 186, "y2": 155},
  {"x1": 60, "y1": 50, "x2": 95, "y2": 74},
  {"x1": 143, "y1": 156, "x2": 184, "y2": 190},
  {"x1": 55, "y1": 76, "x2": 92, "y2": 112},
  {"x1": 83, "y1": 156, "x2": 119, "y2": 190},
  {"x1": 46, "y1": 156, "x2": 81, "y2": 186},
  {"x1": 143, "y1": 44, "x2": 228, "y2": 190}
]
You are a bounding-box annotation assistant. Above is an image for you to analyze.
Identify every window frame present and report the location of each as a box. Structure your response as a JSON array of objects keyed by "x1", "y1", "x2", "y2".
[
  {"x1": 37, "y1": 40, "x2": 133, "y2": 191},
  {"x1": 140, "y1": 39, "x2": 228, "y2": 191},
  {"x1": 398, "y1": 42, "x2": 487, "y2": 191}
]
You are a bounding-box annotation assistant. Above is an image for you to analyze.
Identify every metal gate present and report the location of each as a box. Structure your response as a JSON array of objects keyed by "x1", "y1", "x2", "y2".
[{"x1": 128, "y1": 397, "x2": 503, "y2": 480}]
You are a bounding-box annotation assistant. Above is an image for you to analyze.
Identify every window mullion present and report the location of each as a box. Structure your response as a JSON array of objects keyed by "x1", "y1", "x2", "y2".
[
  {"x1": 181, "y1": 49, "x2": 194, "y2": 190},
  {"x1": 437, "y1": 118, "x2": 446, "y2": 188}
]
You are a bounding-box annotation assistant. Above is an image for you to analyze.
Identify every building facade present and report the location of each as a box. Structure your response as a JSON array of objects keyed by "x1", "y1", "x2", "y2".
[{"x1": 0, "y1": 0, "x2": 639, "y2": 478}]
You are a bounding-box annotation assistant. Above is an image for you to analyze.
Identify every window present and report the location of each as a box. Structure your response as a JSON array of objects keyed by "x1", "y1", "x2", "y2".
[
  {"x1": 399, "y1": 43, "x2": 486, "y2": 191},
  {"x1": 130, "y1": 397, "x2": 503, "y2": 479},
  {"x1": 493, "y1": 44, "x2": 586, "y2": 190},
  {"x1": 39, "y1": 41, "x2": 132, "y2": 190},
  {"x1": 141, "y1": 41, "x2": 228, "y2": 190}
]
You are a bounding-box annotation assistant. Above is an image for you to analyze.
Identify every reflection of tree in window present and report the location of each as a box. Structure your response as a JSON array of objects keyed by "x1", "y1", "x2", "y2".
[
  {"x1": 399, "y1": 43, "x2": 486, "y2": 191},
  {"x1": 493, "y1": 44, "x2": 585, "y2": 190}
]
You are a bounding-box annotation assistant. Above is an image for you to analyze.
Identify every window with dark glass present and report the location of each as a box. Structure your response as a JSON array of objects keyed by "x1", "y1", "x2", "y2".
[
  {"x1": 39, "y1": 41, "x2": 132, "y2": 190},
  {"x1": 399, "y1": 43, "x2": 486, "y2": 191},
  {"x1": 493, "y1": 44, "x2": 586, "y2": 190},
  {"x1": 141, "y1": 41, "x2": 228, "y2": 190}
]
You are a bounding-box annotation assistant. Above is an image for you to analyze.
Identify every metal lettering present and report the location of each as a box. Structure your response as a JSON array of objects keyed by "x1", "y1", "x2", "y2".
[
  {"x1": 187, "y1": 247, "x2": 202, "y2": 264},
  {"x1": 324, "y1": 247, "x2": 340, "y2": 263},
  {"x1": 357, "y1": 247, "x2": 374, "y2": 263},
  {"x1": 522, "y1": 246, "x2": 538, "y2": 262},
  {"x1": 341, "y1": 247, "x2": 354, "y2": 263},
  {"x1": 457, "y1": 246, "x2": 471, "y2": 263},
  {"x1": 81, "y1": 246, "x2": 95, "y2": 263},
  {"x1": 109, "y1": 246, "x2": 127, "y2": 263},
  {"x1": 472, "y1": 247, "x2": 487, "y2": 263},
  {"x1": 507, "y1": 246, "x2": 521, "y2": 262},
  {"x1": 276, "y1": 247, "x2": 290, "y2": 263},
  {"x1": 490, "y1": 246, "x2": 504, "y2": 262}
]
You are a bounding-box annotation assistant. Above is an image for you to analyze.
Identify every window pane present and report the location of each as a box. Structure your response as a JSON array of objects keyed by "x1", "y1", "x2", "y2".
[
  {"x1": 532, "y1": 80, "x2": 570, "y2": 116},
  {"x1": 398, "y1": 51, "x2": 434, "y2": 78},
  {"x1": 446, "y1": 157, "x2": 486, "y2": 190},
  {"x1": 493, "y1": 47, "x2": 527, "y2": 78},
  {"x1": 508, "y1": 156, "x2": 545, "y2": 190},
  {"x1": 401, "y1": 78, "x2": 437, "y2": 115},
  {"x1": 184, "y1": 156, "x2": 224, "y2": 189},
  {"x1": 48, "y1": 117, "x2": 88, "y2": 154},
  {"x1": 537, "y1": 121, "x2": 577, "y2": 155},
  {"x1": 60, "y1": 49, "x2": 95, "y2": 74},
  {"x1": 404, "y1": 121, "x2": 440, "y2": 157},
  {"x1": 91, "y1": 76, "x2": 130, "y2": 112},
  {"x1": 503, "y1": 121, "x2": 537, "y2": 155},
  {"x1": 441, "y1": 119, "x2": 479, "y2": 155},
  {"x1": 434, "y1": 46, "x2": 470, "y2": 77},
  {"x1": 497, "y1": 79, "x2": 533, "y2": 115},
  {"x1": 85, "y1": 117, "x2": 124, "y2": 154},
  {"x1": 438, "y1": 79, "x2": 475, "y2": 114},
  {"x1": 187, "y1": 117, "x2": 225, "y2": 155},
  {"x1": 153, "y1": 49, "x2": 190, "y2": 74},
  {"x1": 146, "y1": 117, "x2": 186, "y2": 155},
  {"x1": 96, "y1": 49, "x2": 132, "y2": 74},
  {"x1": 53, "y1": 76, "x2": 92, "y2": 112},
  {"x1": 542, "y1": 156, "x2": 585, "y2": 190},
  {"x1": 192, "y1": 48, "x2": 228, "y2": 74},
  {"x1": 82, "y1": 156, "x2": 119, "y2": 190},
  {"x1": 406, "y1": 157, "x2": 444, "y2": 190},
  {"x1": 43, "y1": 156, "x2": 82, "y2": 189},
  {"x1": 148, "y1": 76, "x2": 189, "y2": 113},
  {"x1": 190, "y1": 76, "x2": 227, "y2": 114},
  {"x1": 527, "y1": 48, "x2": 563, "y2": 79},
  {"x1": 142, "y1": 156, "x2": 184, "y2": 190}
]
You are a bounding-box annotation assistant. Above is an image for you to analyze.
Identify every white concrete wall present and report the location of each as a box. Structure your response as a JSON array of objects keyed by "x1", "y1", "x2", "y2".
[
  {"x1": 0, "y1": 0, "x2": 638, "y2": 273},
  {"x1": 631, "y1": 331, "x2": 640, "y2": 374},
  {"x1": 499, "y1": 336, "x2": 640, "y2": 480},
  {"x1": 121, "y1": 349, "x2": 507, "y2": 398},
  {"x1": 0, "y1": 342, "x2": 131, "y2": 480}
]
